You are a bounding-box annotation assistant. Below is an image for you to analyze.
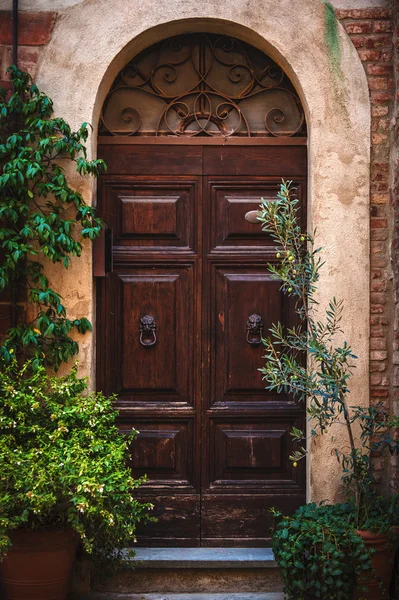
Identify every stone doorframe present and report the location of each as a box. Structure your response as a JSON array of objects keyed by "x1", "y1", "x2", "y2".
[{"x1": 36, "y1": 0, "x2": 370, "y2": 505}]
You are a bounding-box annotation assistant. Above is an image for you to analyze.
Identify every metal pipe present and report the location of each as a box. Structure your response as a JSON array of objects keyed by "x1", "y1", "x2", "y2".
[{"x1": 12, "y1": 0, "x2": 18, "y2": 67}]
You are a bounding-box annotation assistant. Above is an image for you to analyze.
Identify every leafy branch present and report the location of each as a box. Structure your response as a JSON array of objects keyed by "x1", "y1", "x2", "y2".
[
  {"x1": 258, "y1": 181, "x2": 399, "y2": 521},
  {"x1": 0, "y1": 66, "x2": 106, "y2": 370}
]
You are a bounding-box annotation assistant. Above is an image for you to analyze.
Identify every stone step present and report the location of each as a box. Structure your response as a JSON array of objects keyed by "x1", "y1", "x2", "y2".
[
  {"x1": 91, "y1": 548, "x2": 283, "y2": 596},
  {"x1": 92, "y1": 594, "x2": 284, "y2": 600}
]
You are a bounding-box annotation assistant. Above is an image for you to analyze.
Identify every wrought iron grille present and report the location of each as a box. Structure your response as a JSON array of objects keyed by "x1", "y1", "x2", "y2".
[{"x1": 99, "y1": 33, "x2": 306, "y2": 138}]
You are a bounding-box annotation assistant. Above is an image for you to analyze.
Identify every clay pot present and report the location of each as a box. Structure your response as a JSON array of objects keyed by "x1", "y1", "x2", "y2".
[
  {"x1": 354, "y1": 530, "x2": 396, "y2": 600},
  {"x1": 0, "y1": 528, "x2": 79, "y2": 600}
]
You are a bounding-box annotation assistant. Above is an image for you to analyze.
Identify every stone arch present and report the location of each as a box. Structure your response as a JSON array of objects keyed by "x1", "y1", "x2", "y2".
[{"x1": 36, "y1": 0, "x2": 370, "y2": 504}]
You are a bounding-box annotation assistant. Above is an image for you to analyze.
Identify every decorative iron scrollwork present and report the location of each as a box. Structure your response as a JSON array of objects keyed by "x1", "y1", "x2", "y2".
[
  {"x1": 246, "y1": 314, "x2": 264, "y2": 346},
  {"x1": 100, "y1": 33, "x2": 306, "y2": 138},
  {"x1": 139, "y1": 315, "x2": 157, "y2": 347}
]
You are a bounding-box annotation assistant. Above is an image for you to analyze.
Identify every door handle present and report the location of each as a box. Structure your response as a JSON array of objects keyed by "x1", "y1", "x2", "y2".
[
  {"x1": 139, "y1": 315, "x2": 157, "y2": 347},
  {"x1": 246, "y1": 314, "x2": 264, "y2": 345}
]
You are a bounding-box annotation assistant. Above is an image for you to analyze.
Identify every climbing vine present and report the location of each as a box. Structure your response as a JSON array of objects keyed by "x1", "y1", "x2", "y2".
[{"x1": 0, "y1": 66, "x2": 105, "y2": 371}]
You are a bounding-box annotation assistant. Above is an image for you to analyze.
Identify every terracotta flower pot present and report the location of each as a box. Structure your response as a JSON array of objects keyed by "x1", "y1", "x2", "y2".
[
  {"x1": 353, "y1": 530, "x2": 396, "y2": 600},
  {"x1": 0, "y1": 528, "x2": 79, "y2": 600}
]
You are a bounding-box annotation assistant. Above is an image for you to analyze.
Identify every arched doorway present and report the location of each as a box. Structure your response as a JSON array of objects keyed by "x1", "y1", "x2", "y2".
[{"x1": 96, "y1": 33, "x2": 307, "y2": 547}]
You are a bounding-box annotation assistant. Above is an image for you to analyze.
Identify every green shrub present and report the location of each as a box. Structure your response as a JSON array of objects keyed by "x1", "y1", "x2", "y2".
[
  {"x1": 0, "y1": 360, "x2": 152, "y2": 568},
  {"x1": 272, "y1": 503, "x2": 371, "y2": 600}
]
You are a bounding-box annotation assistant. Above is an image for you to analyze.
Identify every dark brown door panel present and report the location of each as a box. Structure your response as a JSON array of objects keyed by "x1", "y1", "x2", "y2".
[
  {"x1": 207, "y1": 416, "x2": 305, "y2": 490},
  {"x1": 210, "y1": 265, "x2": 291, "y2": 405},
  {"x1": 120, "y1": 420, "x2": 197, "y2": 490},
  {"x1": 99, "y1": 177, "x2": 200, "y2": 252},
  {"x1": 102, "y1": 265, "x2": 196, "y2": 408},
  {"x1": 206, "y1": 178, "x2": 305, "y2": 253}
]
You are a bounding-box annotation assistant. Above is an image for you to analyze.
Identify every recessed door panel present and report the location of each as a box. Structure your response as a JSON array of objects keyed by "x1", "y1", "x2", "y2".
[
  {"x1": 212, "y1": 266, "x2": 290, "y2": 404},
  {"x1": 101, "y1": 177, "x2": 199, "y2": 251},
  {"x1": 114, "y1": 266, "x2": 194, "y2": 405},
  {"x1": 207, "y1": 179, "x2": 305, "y2": 252},
  {"x1": 121, "y1": 420, "x2": 196, "y2": 488},
  {"x1": 209, "y1": 417, "x2": 304, "y2": 487}
]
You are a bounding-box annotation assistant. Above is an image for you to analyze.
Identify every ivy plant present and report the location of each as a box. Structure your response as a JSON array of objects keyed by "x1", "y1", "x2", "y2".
[
  {"x1": 257, "y1": 181, "x2": 399, "y2": 525},
  {"x1": 0, "y1": 66, "x2": 105, "y2": 371},
  {"x1": 271, "y1": 502, "x2": 372, "y2": 600},
  {"x1": 0, "y1": 360, "x2": 152, "y2": 569}
]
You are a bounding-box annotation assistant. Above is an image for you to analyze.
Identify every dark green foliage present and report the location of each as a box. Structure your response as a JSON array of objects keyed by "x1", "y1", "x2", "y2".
[
  {"x1": 271, "y1": 503, "x2": 371, "y2": 600},
  {"x1": 0, "y1": 66, "x2": 106, "y2": 370},
  {"x1": 0, "y1": 360, "x2": 152, "y2": 568}
]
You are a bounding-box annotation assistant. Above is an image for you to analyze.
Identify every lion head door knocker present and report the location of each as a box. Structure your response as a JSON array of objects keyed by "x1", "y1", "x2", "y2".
[
  {"x1": 139, "y1": 315, "x2": 157, "y2": 347},
  {"x1": 246, "y1": 314, "x2": 264, "y2": 346}
]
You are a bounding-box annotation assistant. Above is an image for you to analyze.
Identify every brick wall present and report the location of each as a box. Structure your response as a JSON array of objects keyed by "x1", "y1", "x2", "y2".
[
  {"x1": 336, "y1": 5, "x2": 397, "y2": 491},
  {"x1": 392, "y1": 0, "x2": 399, "y2": 492}
]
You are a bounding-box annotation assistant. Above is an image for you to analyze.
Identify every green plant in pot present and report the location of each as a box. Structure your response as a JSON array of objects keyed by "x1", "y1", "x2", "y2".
[
  {"x1": 257, "y1": 181, "x2": 399, "y2": 600},
  {"x1": 0, "y1": 68, "x2": 151, "y2": 599},
  {"x1": 0, "y1": 361, "x2": 152, "y2": 600}
]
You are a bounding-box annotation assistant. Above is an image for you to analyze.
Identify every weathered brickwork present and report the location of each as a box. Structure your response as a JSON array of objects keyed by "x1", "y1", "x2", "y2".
[
  {"x1": 0, "y1": 4, "x2": 397, "y2": 488},
  {"x1": 0, "y1": 11, "x2": 56, "y2": 89},
  {"x1": 337, "y1": 5, "x2": 398, "y2": 491}
]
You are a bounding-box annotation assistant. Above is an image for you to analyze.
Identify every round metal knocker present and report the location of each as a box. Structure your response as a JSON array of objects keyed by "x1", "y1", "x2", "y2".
[
  {"x1": 139, "y1": 315, "x2": 157, "y2": 347},
  {"x1": 246, "y1": 314, "x2": 264, "y2": 345}
]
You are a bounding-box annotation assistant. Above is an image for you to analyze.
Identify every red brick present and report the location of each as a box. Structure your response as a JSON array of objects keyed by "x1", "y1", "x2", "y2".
[
  {"x1": 371, "y1": 193, "x2": 389, "y2": 204},
  {"x1": 371, "y1": 325, "x2": 384, "y2": 337},
  {"x1": 371, "y1": 373, "x2": 382, "y2": 385},
  {"x1": 371, "y1": 350, "x2": 388, "y2": 361},
  {"x1": 370, "y1": 337, "x2": 386, "y2": 349},
  {"x1": 381, "y1": 50, "x2": 393, "y2": 62},
  {"x1": 0, "y1": 11, "x2": 56, "y2": 46},
  {"x1": 370, "y1": 361, "x2": 386, "y2": 371},
  {"x1": 371, "y1": 91, "x2": 394, "y2": 102},
  {"x1": 351, "y1": 35, "x2": 392, "y2": 49},
  {"x1": 371, "y1": 229, "x2": 388, "y2": 241},
  {"x1": 368, "y1": 77, "x2": 394, "y2": 90},
  {"x1": 357, "y1": 49, "x2": 381, "y2": 61},
  {"x1": 367, "y1": 64, "x2": 393, "y2": 76},
  {"x1": 344, "y1": 21, "x2": 373, "y2": 34},
  {"x1": 371, "y1": 219, "x2": 388, "y2": 228},
  {"x1": 373, "y1": 20, "x2": 393, "y2": 33},
  {"x1": 2, "y1": 46, "x2": 40, "y2": 79},
  {"x1": 336, "y1": 8, "x2": 391, "y2": 19}
]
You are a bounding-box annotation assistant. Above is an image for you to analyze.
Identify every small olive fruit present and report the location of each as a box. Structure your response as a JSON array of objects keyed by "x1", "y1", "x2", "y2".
[
  {"x1": 276, "y1": 252, "x2": 281, "y2": 258},
  {"x1": 300, "y1": 235, "x2": 305, "y2": 242},
  {"x1": 287, "y1": 287, "x2": 292, "y2": 293},
  {"x1": 293, "y1": 462, "x2": 298, "y2": 468}
]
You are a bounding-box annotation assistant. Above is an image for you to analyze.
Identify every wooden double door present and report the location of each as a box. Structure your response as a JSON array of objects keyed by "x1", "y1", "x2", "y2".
[{"x1": 96, "y1": 141, "x2": 306, "y2": 547}]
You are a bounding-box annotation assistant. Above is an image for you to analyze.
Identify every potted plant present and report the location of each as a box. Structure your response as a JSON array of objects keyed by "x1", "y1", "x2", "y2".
[
  {"x1": 257, "y1": 181, "x2": 399, "y2": 599},
  {"x1": 0, "y1": 360, "x2": 152, "y2": 600}
]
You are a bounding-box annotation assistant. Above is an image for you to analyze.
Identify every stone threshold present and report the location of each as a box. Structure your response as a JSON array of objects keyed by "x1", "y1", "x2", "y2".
[
  {"x1": 127, "y1": 547, "x2": 277, "y2": 569},
  {"x1": 92, "y1": 594, "x2": 284, "y2": 600}
]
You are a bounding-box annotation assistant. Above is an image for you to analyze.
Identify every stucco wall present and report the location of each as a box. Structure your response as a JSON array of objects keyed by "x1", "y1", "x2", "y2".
[{"x1": 17, "y1": 0, "x2": 370, "y2": 504}]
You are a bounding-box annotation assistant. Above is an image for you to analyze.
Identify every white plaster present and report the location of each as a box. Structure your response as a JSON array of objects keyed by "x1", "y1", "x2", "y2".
[
  {"x1": 1, "y1": 0, "x2": 390, "y2": 11},
  {"x1": 36, "y1": 0, "x2": 371, "y2": 504}
]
